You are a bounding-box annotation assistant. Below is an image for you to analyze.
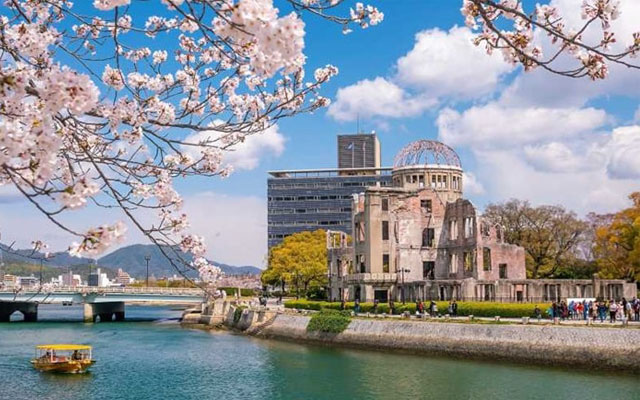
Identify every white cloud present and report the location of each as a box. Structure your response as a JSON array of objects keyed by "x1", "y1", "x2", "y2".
[
  {"x1": 0, "y1": 191, "x2": 267, "y2": 267},
  {"x1": 471, "y1": 148, "x2": 638, "y2": 214},
  {"x1": 605, "y1": 125, "x2": 640, "y2": 179},
  {"x1": 184, "y1": 124, "x2": 285, "y2": 170},
  {"x1": 437, "y1": 104, "x2": 608, "y2": 148},
  {"x1": 523, "y1": 142, "x2": 594, "y2": 173},
  {"x1": 327, "y1": 77, "x2": 436, "y2": 121},
  {"x1": 328, "y1": 26, "x2": 514, "y2": 122},
  {"x1": 462, "y1": 172, "x2": 485, "y2": 195},
  {"x1": 396, "y1": 26, "x2": 514, "y2": 98}
]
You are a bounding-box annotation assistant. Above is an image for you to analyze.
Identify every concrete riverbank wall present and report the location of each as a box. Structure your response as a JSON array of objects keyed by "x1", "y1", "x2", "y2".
[{"x1": 254, "y1": 313, "x2": 640, "y2": 370}]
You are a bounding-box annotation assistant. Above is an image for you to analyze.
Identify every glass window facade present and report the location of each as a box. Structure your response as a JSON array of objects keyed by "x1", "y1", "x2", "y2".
[{"x1": 267, "y1": 173, "x2": 392, "y2": 248}]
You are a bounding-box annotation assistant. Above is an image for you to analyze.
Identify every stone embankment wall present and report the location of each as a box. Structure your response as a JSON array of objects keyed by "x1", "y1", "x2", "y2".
[{"x1": 255, "y1": 313, "x2": 640, "y2": 370}]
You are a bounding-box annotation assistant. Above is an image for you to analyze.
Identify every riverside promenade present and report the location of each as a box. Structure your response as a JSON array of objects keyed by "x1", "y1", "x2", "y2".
[{"x1": 183, "y1": 300, "x2": 640, "y2": 371}]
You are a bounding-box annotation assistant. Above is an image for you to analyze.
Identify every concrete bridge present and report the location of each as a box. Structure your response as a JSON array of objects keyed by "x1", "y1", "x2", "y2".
[{"x1": 0, "y1": 286, "x2": 206, "y2": 322}]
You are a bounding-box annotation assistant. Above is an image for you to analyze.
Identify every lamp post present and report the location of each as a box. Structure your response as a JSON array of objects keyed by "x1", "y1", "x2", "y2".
[
  {"x1": 400, "y1": 268, "x2": 410, "y2": 304},
  {"x1": 145, "y1": 255, "x2": 151, "y2": 288},
  {"x1": 39, "y1": 258, "x2": 43, "y2": 286}
]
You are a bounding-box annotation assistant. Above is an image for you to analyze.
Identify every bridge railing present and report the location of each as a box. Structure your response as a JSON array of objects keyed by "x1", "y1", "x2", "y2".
[{"x1": 0, "y1": 286, "x2": 206, "y2": 296}]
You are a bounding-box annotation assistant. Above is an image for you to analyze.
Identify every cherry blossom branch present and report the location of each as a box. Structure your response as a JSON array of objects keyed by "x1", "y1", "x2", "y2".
[{"x1": 462, "y1": 0, "x2": 640, "y2": 79}]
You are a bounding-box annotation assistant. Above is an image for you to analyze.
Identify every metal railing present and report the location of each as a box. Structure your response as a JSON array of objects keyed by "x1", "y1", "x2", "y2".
[{"x1": 0, "y1": 286, "x2": 205, "y2": 296}]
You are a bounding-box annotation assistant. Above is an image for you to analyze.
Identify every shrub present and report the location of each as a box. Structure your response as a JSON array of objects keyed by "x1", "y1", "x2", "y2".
[
  {"x1": 220, "y1": 287, "x2": 256, "y2": 297},
  {"x1": 233, "y1": 305, "x2": 247, "y2": 324},
  {"x1": 285, "y1": 300, "x2": 550, "y2": 318},
  {"x1": 307, "y1": 309, "x2": 352, "y2": 333}
]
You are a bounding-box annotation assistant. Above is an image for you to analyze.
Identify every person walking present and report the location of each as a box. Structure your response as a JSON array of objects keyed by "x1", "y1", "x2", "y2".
[
  {"x1": 452, "y1": 300, "x2": 458, "y2": 317},
  {"x1": 576, "y1": 302, "x2": 584, "y2": 320},
  {"x1": 634, "y1": 299, "x2": 640, "y2": 322},
  {"x1": 373, "y1": 298, "x2": 379, "y2": 314},
  {"x1": 447, "y1": 301, "x2": 454, "y2": 316},
  {"x1": 609, "y1": 300, "x2": 618, "y2": 323},
  {"x1": 389, "y1": 299, "x2": 395, "y2": 315},
  {"x1": 354, "y1": 298, "x2": 361, "y2": 314}
]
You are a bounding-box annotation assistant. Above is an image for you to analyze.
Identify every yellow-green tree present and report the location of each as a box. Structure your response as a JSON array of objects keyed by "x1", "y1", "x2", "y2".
[
  {"x1": 262, "y1": 230, "x2": 328, "y2": 298},
  {"x1": 594, "y1": 192, "x2": 640, "y2": 281}
]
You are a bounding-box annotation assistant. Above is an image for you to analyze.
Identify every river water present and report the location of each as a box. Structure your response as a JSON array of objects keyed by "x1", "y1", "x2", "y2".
[{"x1": 1, "y1": 305, "x2": 638, "y2": 400}]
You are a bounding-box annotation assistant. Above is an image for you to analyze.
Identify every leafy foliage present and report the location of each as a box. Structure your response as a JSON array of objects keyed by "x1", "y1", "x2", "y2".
[
  {"x1": 307, "y1": 309, "x2": 352, "y2": 333},
  {"x1": 594, "y1": 192, "x2": 640, "y2": 282},
  {"x1": 484, "y1": 199, "x2": 588, "y2": 278},
  {"x1": 287, "y1": 300, "x2": 551, "y2": 319},
  {"x1": 262, "y1": 230, "x2": 328, "y2": 298}
]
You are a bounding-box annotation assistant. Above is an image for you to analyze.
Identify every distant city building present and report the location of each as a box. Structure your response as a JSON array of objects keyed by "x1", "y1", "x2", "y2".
[
  {"x1": 115, "y1": 269, "x2": 133, "y2": 286},
  {"x1": 268, "y1": 133, "x2": 391, "y2": 249},
  {"x1": 88, "y1": 268, "x2": 110, "y2": 287},
  {"x1": 2, "y1": 274, "x2": 18, "y2": 288},
  {"x1": 58, "y1": 271, "x2": 82, "y2": 287},
  {"x1": 328, "y1": 140, "x2": 637, "y2": 303},
  {"x1": 17, "y1": 275, "x2": 39, "y2": 288}
]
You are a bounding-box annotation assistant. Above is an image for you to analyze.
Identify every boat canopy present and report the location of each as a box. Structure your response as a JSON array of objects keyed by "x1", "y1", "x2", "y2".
[{"x1": 36, "y1": 344, "x2": 92, "y2": 351}]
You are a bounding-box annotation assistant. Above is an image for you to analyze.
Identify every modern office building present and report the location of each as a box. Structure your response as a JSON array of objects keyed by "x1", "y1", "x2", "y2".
[{"x1": 267, "y1": 133, "x2": 391, "y2": 249}]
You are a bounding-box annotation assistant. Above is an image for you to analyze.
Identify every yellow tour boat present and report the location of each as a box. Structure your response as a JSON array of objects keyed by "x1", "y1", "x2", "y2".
[{"x1": 31, "y1": 344, "x2": 95, "y2": 373}]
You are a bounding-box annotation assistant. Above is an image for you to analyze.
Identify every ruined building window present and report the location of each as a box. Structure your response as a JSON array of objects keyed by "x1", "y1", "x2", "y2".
[
  {"x1": 382, "y1": 254, "x2": 390, "y2": 273},
  {"x1": 421, "y1": 199, "x2": 432, "y2": 213},
  {"x1": 449, "y1": 252, "x2": 458, "y2": 274},
  {"x1": 463, "y1": 251, "x2": 473, "y2": 272},
  {"x1": 449, "y1": 220, "x2": 458, "y2": 241},
  {"x1": 422, "y1": 228, "x2": 435, "y2": 248},
  {"x1": 382, "y1": 220, "x2": 389, "y2": 241},
  {"x1": 452, "y1": 176, "x2": 459, "y2": 190},
  {"x1": 483, "y1": 248, "x2": 492, "y2": 271},
  {"x1": 356, "y1": 222, "x2": 365, "y2": 242},
  {"x1": 442, "y1": 175, "x2": 448, "y2": 188},
  {"x1": 431, "y1": 175, "x2": 437, "y2": 188},
  {"x1": 359, "y1": 255, "x2": 366, "y2": 273},
  {"x1": 499, "y1": 263, "x2": 508, "y2": 279},
  {"x1": 381, "y1": 197, "x2": 389, "y2": 211},
  {"x1": 423, "y1": 261, "x2": 435, "y2": 279},
  {"x1": 463, "y1": 217, "x2": 474, "y2": 238},
  {"x1": 418, "y1": 175, "x2": 425, "y2": 188},
  {"x1": 405, "y1": 175, "x2": 411, "y2": 183}
]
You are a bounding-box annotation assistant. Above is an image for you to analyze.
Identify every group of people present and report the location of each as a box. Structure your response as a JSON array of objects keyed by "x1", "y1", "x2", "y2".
[
  {"x1": 344, "y1": 298, "x2": 458, "y2": 317},
  {"x1": 541, "y1": 298, "x2": 640, "y2": 323}
]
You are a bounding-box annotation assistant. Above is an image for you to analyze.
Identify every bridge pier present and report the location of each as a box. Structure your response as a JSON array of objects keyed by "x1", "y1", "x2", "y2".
[
  {"x1": 84, "y1": 302, "x2": 125, "y2": 323},
  {"x1": 0, "y1": 301, "x2": 38, "y2": 322}
]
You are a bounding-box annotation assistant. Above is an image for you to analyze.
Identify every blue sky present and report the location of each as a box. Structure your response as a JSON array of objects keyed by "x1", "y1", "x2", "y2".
[{"x1": 2, "y1": 0, "x2": 640, "y2": 267}]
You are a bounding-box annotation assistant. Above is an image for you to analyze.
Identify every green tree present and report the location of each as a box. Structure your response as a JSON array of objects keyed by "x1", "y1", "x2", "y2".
[
  {"x1": 484, "y1": 199, "x2": 588, "y2": 279},
  {"x1": 262, "y1": 230, "x2": 328, "y2": 298},
  {"x1": 593, "y1": 192, "x2": 640, "y2": 282}
]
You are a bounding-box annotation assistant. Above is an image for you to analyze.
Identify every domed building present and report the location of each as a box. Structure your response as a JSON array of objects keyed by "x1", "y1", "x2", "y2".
[
  {"x1": 328, "y1": 140, "x2": 635, "y2": 303},
  {"x1": 326, "y1": 140, "x2": 525, "y2": 303}
]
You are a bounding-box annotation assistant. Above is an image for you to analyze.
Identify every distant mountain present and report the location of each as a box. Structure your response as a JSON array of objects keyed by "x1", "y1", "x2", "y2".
[
  {"x1": 0, "y1": 243, "x2": 261, "y2": 278},
  {"x1": 97, "y1": 244, "x2": 261, "y2": 278},
  {"x1": 0, "y1": 243, "x2": 93, "y2": 267}
]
